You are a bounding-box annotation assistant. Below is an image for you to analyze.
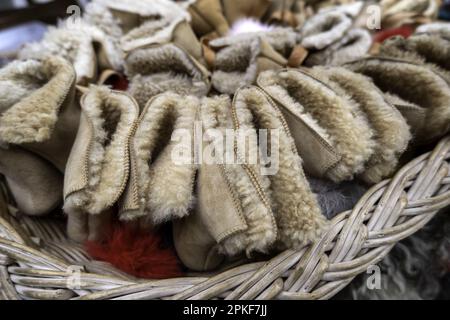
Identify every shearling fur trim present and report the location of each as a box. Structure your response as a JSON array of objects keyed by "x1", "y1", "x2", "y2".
[
  {"x1": 305, "y1": 28, "x2": 372, "y2": 66},
  {"x1": 64, "y1": 86, "x2": 139, "y2": 215},
  {"x1": 200, "y1": 96, "x2": 277, "y2": 256},
  {"x1": 126, "y1": 93, "x2": 197, "y2": 224},
  {"x1": 211, "y1": 38, "x2": 263, "y2": 94},
  {"x1": 18, "y1": 20, "x2": 123, "y2": 83},
  {"x1": 0, "y1": 57, "x2": 75, "y2": 144},
  {"x1": 233, "y1": 87, "x2": 328, "y2": 248},
  {"x1": 345, "y1": 57, "x2": 450, "y2": 141},
  {"x1": 126, "y1": 44, "x2": 210, "y2": 107},
  {"x1": 415, "y1": 22, "x2": 450, "y2": 39},
  {"x1": 210, "y1": 27, "x2": 298, "y2": 56},
  {"x1": 257, "y1": 69, "x2": 375, "y2": 182},
  {"x1": 316, "y1": 66, "x2": 411, "y2": 184},
  {"x1": 300, "y1": 11, "x2": 352, "y2": 50},
  {"x1": 379, "y1": 35, "x2": 450, "y2": 78},
  {"x1": 83, "y1": 0, "x2": 190, "y2": 53}
]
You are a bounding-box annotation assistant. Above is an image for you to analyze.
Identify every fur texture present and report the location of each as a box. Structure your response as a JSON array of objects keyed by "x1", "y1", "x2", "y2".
[
  {"x1": 305, "y1": 28, "x2": 372, "y2": 67},
  {"x1": 257, "y1": 69, "x2": 375, "y2": 182},
  {"x1": 315, "y1": 66, "x2": 411, "y2": 184},
  {"x1": 83, "y1": 0, "x2": 190, "y2": 53},
  {"x1": 201, "y1": 95, "x2": 277, "y2": 256},
  {"x1": 416, "y1": 22, "x2": 450, "y2": 38},
  {"x1": 64, "y1": 86, "x2": 139, "y2": 215},
  {"x1": 126, "y1": 44, "x2": 210, "y2": 108},
  {"x1": 0, "y1": 57, "x2": 76, "y2": 144},
  {"x1": 18, "y1": 20, "x2": 123, "y2": 83},
  {"x1": 300, "y1": 11, "x2": 352, "y2": 50},
  {"x1": 210, "y1": 28, "x2": 296, "y2": 94},
  {"x1": 233, "y1": 87, "x2": 328, "y2": 249},
  {"x1": 345, "y1": 57, "x2": 450, "y2": 142},
  {"x1": 127, "y1": 93, "x2": 197, "y2": 224},
  {"x1": 380, "y1": 34, "x2": 450, "y2": 77}
]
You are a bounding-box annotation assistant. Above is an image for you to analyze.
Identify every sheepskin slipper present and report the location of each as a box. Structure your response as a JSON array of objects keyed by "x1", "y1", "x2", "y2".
[
  {"x1": 125, "y1": 44, "x2": 210, "y2": 108},
  {"x1": 233, "y1": 86, "x2": 328, "y2": 249},
  {"x1": 0, "y1": 57, "x2": 79, "y2": 173},
  {"x1": 83, "y1": 0, "x2": 191, "y2": 53},
  {"x1": 380, "y1": 0, "x2": 440, "y2": 29},
  {"x1": 379, "y1": 35, "x2": 450, "y2": 79},
  {"x1": 210, "y1": 31, "x2": 294, "y2": 94},
  {"x1": 119, "y1": 93, "x2": 198, "y2": 225},
  {"x1": 173, "y1": 95, "x2": 277, "y2": 270},
  {"x1": 0, "y1": 146, "x2": 63, "y2": 216},
  {"x1": 18, "y1": 20, "x2": 122, "y2": 84},
  {"x1": 313, "y1": 66, "x2": 411, "y2": 184},
  {"x1": 184, "y1": 0, "x2": 230, "y2": 37},
  {"x1": 64, "y1": 86, "x2": 139, "y2": 242},
  {"x1": 345, "y1": 56, "x2": 450, "y2": 143},
  {"x1": 304, "y1": 28, "x2": 372, "y2": 67},
  {"x1": 299, "y1": 11, "x2": 352, "y2": 50},
  {"x1": 257, "y1": 68, "x2": 375, "y2": 183}
]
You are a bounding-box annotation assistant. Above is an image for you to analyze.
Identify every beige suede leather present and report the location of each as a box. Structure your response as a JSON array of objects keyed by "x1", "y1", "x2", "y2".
[
  {"x1": 0, "y1": 146, "x2": 63, "y2": 216},
  {"x1": 188, "y1": 0, "x2": 230, "y2": 37},
  {"x1": 257, "y1": 68, "x2": 375, "y2": 183},
  {"x1": 64, "y1": 86, "x2": 139, "y2": 242},
  {"x1": 0, "y1": 57, "x2": 79, "y2": 174}
]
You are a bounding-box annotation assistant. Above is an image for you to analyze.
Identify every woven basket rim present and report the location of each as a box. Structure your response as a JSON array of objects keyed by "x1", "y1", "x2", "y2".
[{"x1": 0, "y1": 136, "x2": 449, "y2": 300}]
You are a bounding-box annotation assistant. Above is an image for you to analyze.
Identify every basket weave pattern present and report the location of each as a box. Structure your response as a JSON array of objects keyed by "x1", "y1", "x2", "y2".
[{"x1": 0, "y1": 136, "x2": 449, "y2": 300}]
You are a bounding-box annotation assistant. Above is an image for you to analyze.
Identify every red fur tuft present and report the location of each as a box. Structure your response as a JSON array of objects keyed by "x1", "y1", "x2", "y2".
[{"x1": 85, "y1": 224, "x2": 183, "y2": 279}]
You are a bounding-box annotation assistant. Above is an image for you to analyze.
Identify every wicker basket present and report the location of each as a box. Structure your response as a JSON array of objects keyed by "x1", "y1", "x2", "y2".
[{"x1": 0, "y1": 136, "x2": 449, "y2": 300}]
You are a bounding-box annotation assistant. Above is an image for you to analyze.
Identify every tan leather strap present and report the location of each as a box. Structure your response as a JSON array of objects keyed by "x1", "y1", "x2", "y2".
[
  {"x1": 287, "y1": 45, "x2": 309, "y2": 68},
  {"x1": 201, "y1": 37, "x2": 217, "y2": 70}
]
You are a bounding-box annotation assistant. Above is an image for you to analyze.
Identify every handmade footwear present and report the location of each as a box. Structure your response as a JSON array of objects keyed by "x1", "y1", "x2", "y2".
[
  {"x1": 345, "y1": 56, "x2": 450, "y2": 143},
  {"x1": 173, "y1": 95, "x2": 277, "y2": 271},
  {"x1": 233, "y1": 86, "x2": 328, "y2": 248},
  {"x1": 379, "y1": 34, "x2": 450, "y2": 78},
  {"x1": 209, "y1": 28, "x2": 297, "y2": 94},
  {"x1": 184, "y1": 0, "x2": 230, "y2": 37},
  {"x1": 0, "y1": 57, "x2": 79, "y2": 173},
  {"x1": 257, "y1": 68, "x2": 375, "y2": 183},
  {"x1": 125, "y1": 44, "x2": 210, "y2": 108},
  {"x1": 380, "y1": 0, "x2": 440, "y2": 29},
  {"x1": 0, "y1": 146, "x2": 63, "y2": 216},
  {"x1": 304, "y1": 28, "x2": 372, "y2": 66},
  {"x1": 311, "y1": 66, "x2": 411, "y2": 183},
  {"x1": 222, "y1": 0, "x2": 272, "y2": 25},
  {"x1": 84, "y1": 0, "x2": 190, "y2": 53},
  {"x1": 119, "y1": 93, "x2": 198, "y2": 224},
  {"x1": 299, "y1": 11, "x2": 352, "y2": 50},
  {"x1": 18, "y1": 20, "x2": 122, "y2": 84},
  {"x1": 64, "y1": 86, "x2": 139, "y2": 242}
]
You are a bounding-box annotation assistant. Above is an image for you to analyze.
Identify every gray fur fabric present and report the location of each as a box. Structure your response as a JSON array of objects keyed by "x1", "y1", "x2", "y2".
[{"x1": 337, "y1": 212, "x2": 450, "y2": 300}]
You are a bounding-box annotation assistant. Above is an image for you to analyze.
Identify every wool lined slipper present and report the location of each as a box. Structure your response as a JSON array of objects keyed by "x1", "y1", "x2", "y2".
[
  {"x1": 18, "y1": 20, "x2": 123, "y2": 84},
  {"x1": 184, "y1": 0, "x2": 230, "y2": 37},
  {"x1": 119, "y1": 93, "x2": 197, "y2": 225},
  {"x1": 257, "y1": 68, "x2": 375, "y2": 183},
  {"x1": 0, "y1": 146, "x2": 63, "y2": 216},
  {"x1": 125, "y1": 44, "x2": 210, "y2": 108},
  {"x1": 233, "y1": 86, "x2": 328, "y2": 249},
  {"x1": 299, "y1": 11, "x2": 352, "y2": 50},
  {"x1": 222, "y1": 0, "x2": 272, "y2": 25},
  {"x1": 210, "y1": 34, "x2": 290, "y2": 94},
  {"x1": 0, "y1": 57, "x2": 79, "y2": 173},
  {"x1": 64, "y1": 86, "x2": 139, "y2": 241},
  {"x1": 313, "y1": 66, "x2": 411, "y2": 184},
  {"x1": 84, "y1": 0, "x2": 190, "y2": 53},
  {"x1": 345, "y1": 56, "x2": 450, "y2": 143},
  {"x1": 379, "y1": 34, "x2": 450, "y2": 79},
  {"x1": 305, "y1": 28, "x2": 372, "y2": 66},
  {"x1": 173, "y1": 95, "x2": 277, "y2": 270}
]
